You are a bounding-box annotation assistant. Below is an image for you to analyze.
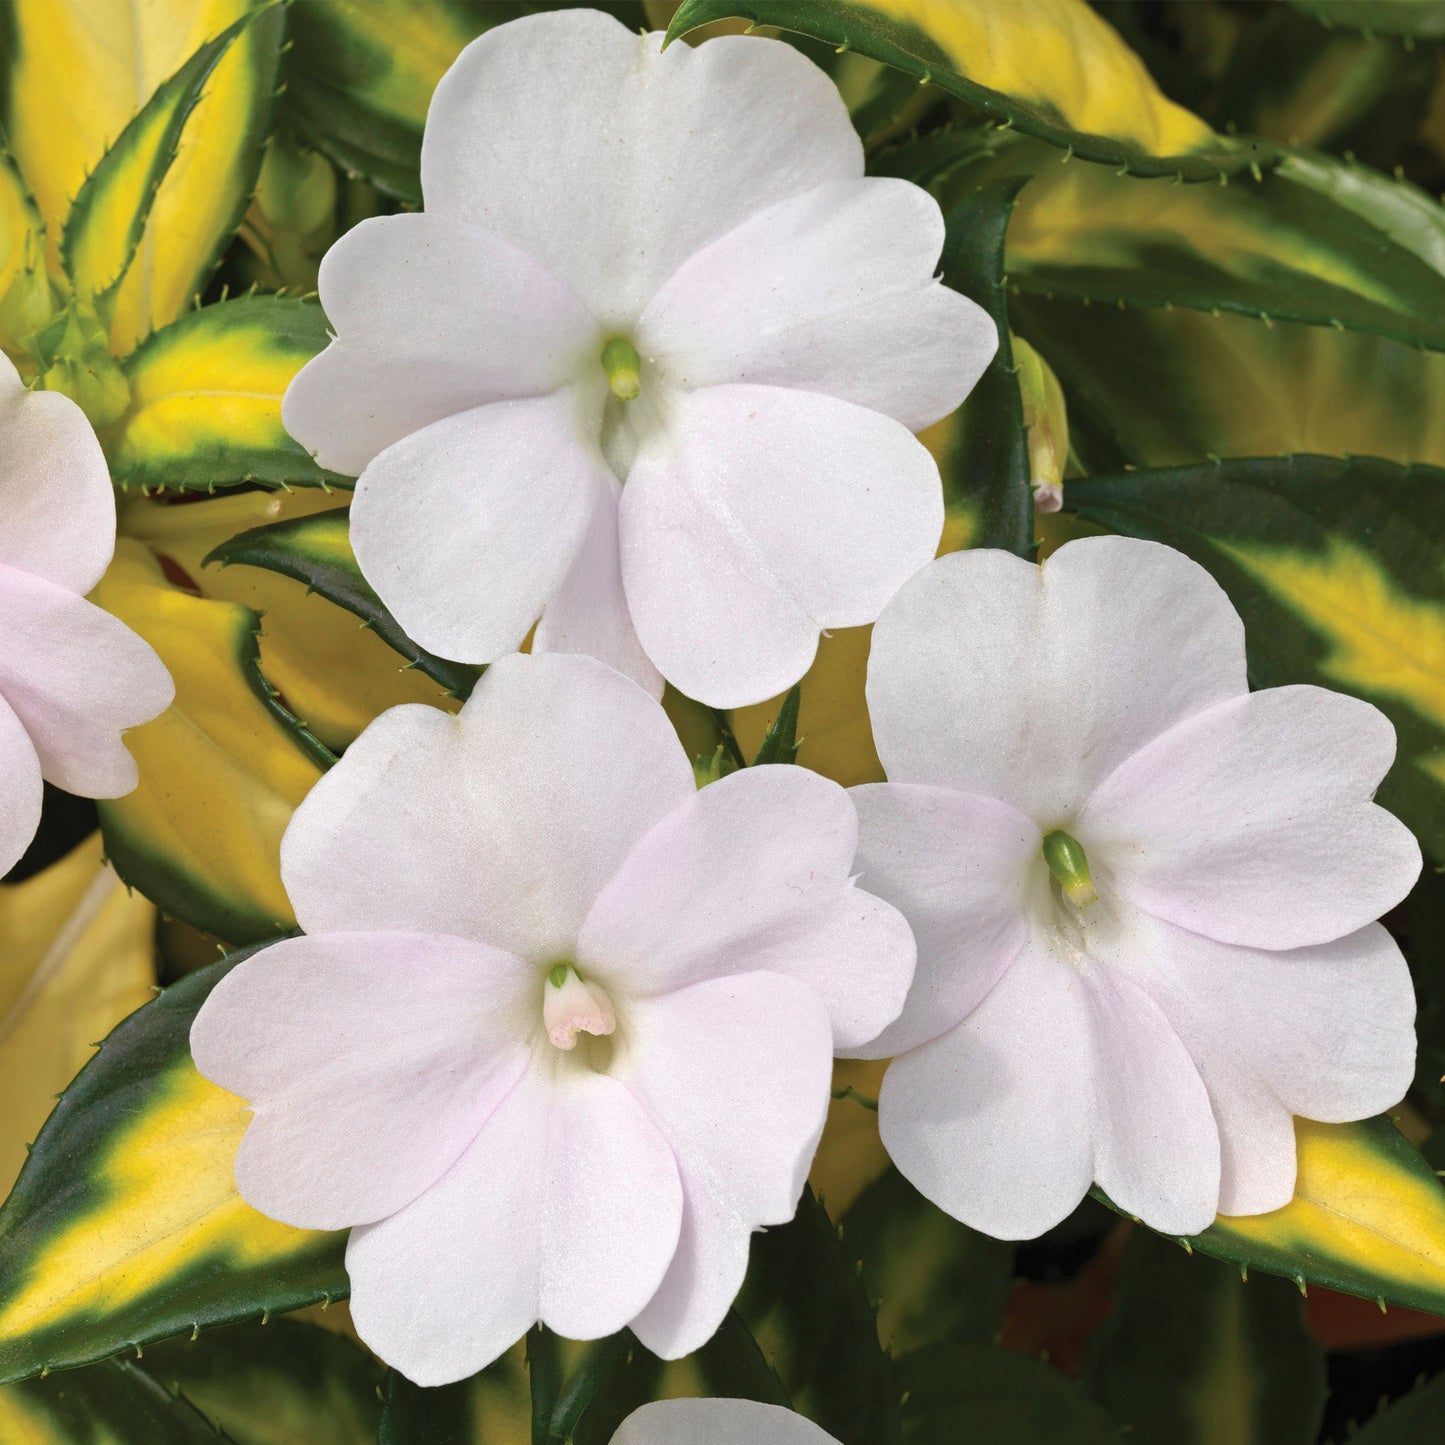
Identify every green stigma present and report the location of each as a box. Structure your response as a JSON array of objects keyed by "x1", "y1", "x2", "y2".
[
  {"x1": 548, "y1": 962, "x2": 573, "y2": 988},
  {"x1": 1042, "y1": 829, "x2": 1098, "y2": 909},
  {"x1": 601, "y1": 336, "x2": 641, "y2": 401}
]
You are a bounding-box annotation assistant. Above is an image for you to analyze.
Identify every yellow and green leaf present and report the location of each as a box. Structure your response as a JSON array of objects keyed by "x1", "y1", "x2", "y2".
[
  {"x1": 91, "y1": 540, "x2": 328, "y2": 945},
  {"x1": 0, "y1": 947, "x2": 346, "y2": 1387},
  {"x1": 59, "y1": 11, "x2": 262, "y2": 319},
  {"x1": 1064, "y1": 454, "x2": 1445, "y2": 859},
  {"x1": 104, "y1": 295, "x2": 343, "y2": 492},
  {"x1": 0, "y1": 148, "x2": 48, "y2": 362},
  {"x1": 1286, "y1": 0, "x2": 1445, "y2": 39},
  {"x1": 1186, "y1": 1116, "x2": 1445, "y2": 1318},
  {"x1": 282, "y1": 0, "x2": 514, "y2": 203},
  {"x1": 0, "y1": 1358, "x2": 226, "y2": 1443},
  {"x1": 0, "y1": 837, "x2": 156, "y2": 1199},
  {"x1": 4, "y1": 0, "x2": 285, "y2": 354},
  {"x1": 667, "y1": 0, "x2": 1265, "y2": 179},
  {"x1": 886, "y1": 130, "x2": 1445, "y2": 352},
  {"x1": 1085, "y1": 1228, "x2": 1326, "y2": 1445},
  {"x1": 203, "y1": 505, "x2": 482, "y2": 703}
]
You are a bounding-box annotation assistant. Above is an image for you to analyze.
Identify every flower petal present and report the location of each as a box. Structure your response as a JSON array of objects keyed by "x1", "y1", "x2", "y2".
[
  {"x1": 578, "y1": 765, "x2": 914, "y2": 1050},
  {"x1": 349, "y1": 392, "x2": 602, "y2": 664},
  {"x1": 0, "y1": 355, "x2": 114, "y2": 595},
  {"x1": 613, "y1": 1399, "x2": 840, "y2": 1445},
  {"x1": 0, "y1": 562, "x2": 172, "y2": 797},
  {"x1": 421, "y1": 11, "x2": 861, "y2": 324},
  {"x1": 533, "y1": 475, "x2": 663, "y2": 698},
  {"x1": 623, "y1": 972, "x2": 833, "y2": 1359},
  {"x1": 621, "y1": 384, "x2": 943, "y2": 708},
  {"x1": 867, "y1": 537, "x2": 1248, "y2": 821},
  {"x1": 283, "y1": 213, "x2": 598, "y2": 476},
  {"x1": 1117, "y1": 914, "x2": 1415, "y2": 1214},
  {"x1": 190, "y1": 932, "x2": 534, "y2": 1231},
  {"x1": 0, "y1": 690, "x2": 42, "y2": 876},
  {"x1": 846, "y1": 782, "x2": 1037, "y2": 1059},
  {"x1": 1084, "y1": 967, "x2": 1220, "y2": 1235},
  {"x1": 346, "y1": 1061, "x2": 682, "y2": 1386},
  {"x1": 639, "y1": 178, "x2": 995, "y2": 432},
  {"x1": 878, "y1": 948, "x2": 1095, "y2": 1240},
  {"x1": 1080, "y1": 685, "x2": 1421, "y2": 950},
  {"x1": 281, "y1": 652, "x2": 696, "y2": 962}
]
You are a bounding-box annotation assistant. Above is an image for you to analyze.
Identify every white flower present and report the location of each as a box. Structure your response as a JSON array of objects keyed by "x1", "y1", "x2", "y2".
[
  {"x1": 849, "y1": 536, "x2": 1420, "y2": 1239},
  {"x1": 613, "y1": 1398, "x2": 839, "y2": 1444},
  {"x1": 282, "y1": 8, "x2": 995, "y2": 709},
  {"x1": 0, "y1": 356, "x2": 172, "y2": 875},
  {"x1": 190, "y1": 652, "x2": 914, "y2": 1385}
]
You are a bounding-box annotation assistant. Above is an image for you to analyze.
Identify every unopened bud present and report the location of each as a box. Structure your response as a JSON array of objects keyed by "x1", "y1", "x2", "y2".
[{"x1": 1013, "y1": 336, "x2": 1068, "y2": 514}]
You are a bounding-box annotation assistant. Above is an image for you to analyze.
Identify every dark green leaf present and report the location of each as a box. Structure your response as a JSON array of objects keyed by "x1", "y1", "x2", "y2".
[
  {"x1": 1286, "y1": 0, "x2": 1445, "y2": 39},
  {"x1": 1083, "y1": 1229, "x2": 1325, "y2": 1445},
  {"x1": 1351, "y1": 1372, "x2": 1445, "y2": 1442},
  {"x1": 750, "y1": 686, "x2": 802, "y2": 766}
]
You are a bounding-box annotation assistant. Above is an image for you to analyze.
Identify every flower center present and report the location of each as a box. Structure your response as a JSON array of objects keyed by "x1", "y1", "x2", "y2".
[
  {"x1": 600, "y1": 336, "x2": 641, "y2": 402},
  {"x1": 543, "y1": 963, "x2": 617, "y2": 1051},
  {"x1": 1041, "y1": 829, "x2": 1098, "y2": 909}
]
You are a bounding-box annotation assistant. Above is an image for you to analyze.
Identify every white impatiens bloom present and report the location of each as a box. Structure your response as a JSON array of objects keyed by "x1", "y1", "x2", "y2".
[
  {"x1": 0, "y1": 356, "x2": 172, "y2": 875},
  {"x1": 850, "y1": 536, "x2": 1420, "y2": 1239},
  {"x1": 283, "y1": 8, "x2": 995, "y2": 709},
  {"x1": 190, "y1": 652, "x2": 914, "y2": 1385},
  {"x1": 613, "y1": 1398, "x2": 840, "y2": 1445}
]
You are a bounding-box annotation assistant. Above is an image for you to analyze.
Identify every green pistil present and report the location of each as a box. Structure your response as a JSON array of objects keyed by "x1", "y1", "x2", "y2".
[
  {"x1": 1042, "y1": 829, "x2": 1099, "y2": 909},
  {"x1": 548, "y1": 962, "x2": 572, "y2": 988},
  {"x1": 601, "y1": 336, "x2": 641, "y2": 401}
]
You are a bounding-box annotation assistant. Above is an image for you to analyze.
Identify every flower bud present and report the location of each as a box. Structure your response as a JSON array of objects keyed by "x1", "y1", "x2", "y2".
[{"x1": 1013, "y1": 336, "x2": 1068, "y2": 514}]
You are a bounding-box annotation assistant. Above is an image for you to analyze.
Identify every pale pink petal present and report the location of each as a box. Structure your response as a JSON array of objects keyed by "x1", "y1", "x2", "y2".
[
  {"x1": 349, "y1": 393, "x2": 601, "y2": 665},
  {"x1": 0, "y1": 690, "x2": 42, "y2": 876},
  {"x1": 1084, "y1": 967, "x2": 1219, "y2": 1235},
  {"x1": 0, "y1": 563, "x2": 172, "y2": 797},
  {"x1": 533, "y1": 475, "x2": 663, "y2": 698},
  {"x1": 639, "y1": 178, "x2": 994, "y2": 432},
  {"x1": 578, "y1": 765, "x2": 914, "y2": 1050},
  {"x1": 846, "y1": 782, "x2": 1036, "y2": 1059},
  {"x1": 866, "y1": 538, "x2": 1248, "y2": 821},
  {"x1": 281, "y1": 653, "x2": 695, "y2": 962},
  {"x1": 283, "y1": 213, "x2": 598, "y2": 476},
  {"x1": 346, "y1": 1061, "x2": 682, "y2": 1387},
  {"x1": 191, "y1": 932, "x2": 534, "y2": 1230},
  {"x1": 1080, "y1": 685, "x2": 1420, "y2": 950},
  {"x1": 878, "y1": 948, "x2": 1095, "y2": 1240},
  {"x1": 0, "y1": 355, "x2": 115, "y2": 594},
  {"x1": 421, "y1": 11, "x2": 861, "y2": 324},
  {"x1": 1116, "y1": 913, "x2": 1415, "y2": 1214},
  {"x1": 621, "y1": 384, "x2": 943, "y2": 708},
  {"x1": 613, "y1": 1399, "x2": 840, "y2": 1445},
  {"x1": 623, "y1": 972, "x2": 833, "y2": 1359}
]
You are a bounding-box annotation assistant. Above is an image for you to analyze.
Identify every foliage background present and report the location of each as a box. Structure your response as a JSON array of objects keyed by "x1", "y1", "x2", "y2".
[{"x1": 3, "y1": 0, "x2": 1445, "y2": 1440}]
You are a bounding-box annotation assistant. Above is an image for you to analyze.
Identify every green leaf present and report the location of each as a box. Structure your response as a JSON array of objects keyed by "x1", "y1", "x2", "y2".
[
  {"x1": 1286, "y1": 0, "x2": 1445, "y2": 39},
  {"x1": 932, "y1": 175, "x2": 1035, "y2": 558},
  {"x1": 60, "y1": 9, "x2": 273, "y2": 318},
  {"x1": 378, "y1": 1341, "x2": 532, "y2": 1445},
  {"x1": 0, "y1": 1358, "x2": 227, "y2": 1443},
  {"x1": 1083, "y1": 1229, "x2": 1326, "y2": 1445},
  {"x1": 204, "y1": 507, "x2": 481, "y2": 700},
  {"x1": 1215, "y1": 7, "x2": 1437, "y2": 169},
  {"x1": 0, "y1": 946, "x2": 347, "y2": 1387},
  {"x1": 282, "y1": 0, "x2": 518, "y2": 204},
  {"x1": 143, "y1": 1318, "x2": 383, "y2": 1445},
  {"x1": 898, "y1": 1344, "x2": 1123, "y2": 1444},
  {"x1": 1351, "y1": 1372, "x2": 1445, "y2": 1442},
  {"x1": 841, "y1": 1168, "x2": 1015, "y2": 1358},
  {"x1": 1063, "y1": 454, "x2": 1445, "y2": 860},
  {"x1": 104, "y1": 296, "x2": 346, "y2": 492},
  {"x1": 750, "y1": 685, "x2": 802, "y2": 766},
  {"x1": 1011, "y1": 294, "x2": 1445, "y2": 476},
  {"x1": 667, "y1": 0, "x2": 1271, "y2": 180},
  {"x1": 927, "y1": 132, "x2": 1445, "y2": 352}
]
